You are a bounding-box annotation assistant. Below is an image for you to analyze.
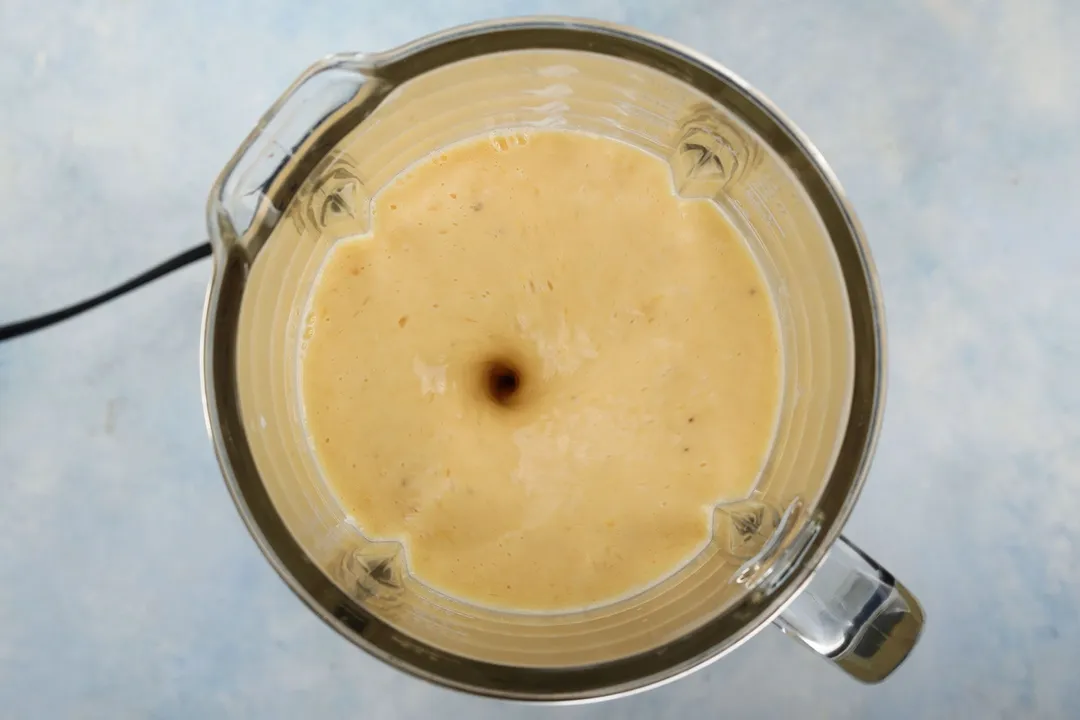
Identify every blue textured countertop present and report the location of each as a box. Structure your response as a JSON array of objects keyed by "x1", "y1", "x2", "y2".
[{"x1": 2, "y1": 1, "x2": 1078, "y2": 718}]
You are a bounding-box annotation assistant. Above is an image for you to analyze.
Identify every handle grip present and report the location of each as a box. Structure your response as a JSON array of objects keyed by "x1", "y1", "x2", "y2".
[{"x1": 774, "y1": 535, "x2": 923, "y2": 683}]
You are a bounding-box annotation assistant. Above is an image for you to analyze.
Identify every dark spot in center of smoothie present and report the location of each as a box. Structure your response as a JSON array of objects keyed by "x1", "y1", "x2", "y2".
[{"x1": 483, "y1": 357, "x2": 523, "y2": 406}]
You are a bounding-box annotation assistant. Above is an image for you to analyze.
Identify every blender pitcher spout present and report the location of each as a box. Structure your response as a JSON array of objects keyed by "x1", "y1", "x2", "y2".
[{"x1": 206, "y1": 53, "x2": 395, "y2": 264}]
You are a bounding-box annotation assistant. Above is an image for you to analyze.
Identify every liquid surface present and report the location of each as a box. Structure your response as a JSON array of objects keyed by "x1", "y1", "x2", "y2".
[{"x1": 301, "y1": 130, "x2": 781, "y2": 611}]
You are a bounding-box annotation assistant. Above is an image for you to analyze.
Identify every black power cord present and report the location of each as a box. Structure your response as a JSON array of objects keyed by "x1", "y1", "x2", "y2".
[{"x1": 0, "y1": 242, "x2": 213, "y2": 342}]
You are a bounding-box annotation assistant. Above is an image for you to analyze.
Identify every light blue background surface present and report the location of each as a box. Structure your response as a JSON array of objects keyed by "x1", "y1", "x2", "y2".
[{"x1": 2, "y1": 1, "x2": 1079, "y2": 718}]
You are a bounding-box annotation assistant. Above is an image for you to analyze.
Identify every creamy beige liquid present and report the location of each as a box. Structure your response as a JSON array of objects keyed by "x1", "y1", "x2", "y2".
[{"x1": 301, "y1": 129, "x2": 781, "y2": 611}]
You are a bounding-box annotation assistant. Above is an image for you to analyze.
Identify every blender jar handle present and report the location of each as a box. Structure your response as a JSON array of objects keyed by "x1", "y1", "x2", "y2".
[{"x1": 774, "y1": 536, "x2": 923, "y2": 683}]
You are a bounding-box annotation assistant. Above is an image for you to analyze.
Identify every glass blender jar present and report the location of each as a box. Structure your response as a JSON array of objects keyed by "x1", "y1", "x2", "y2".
[{"x1": 201, "y1": 17, "x2": 922, "y2": 701}]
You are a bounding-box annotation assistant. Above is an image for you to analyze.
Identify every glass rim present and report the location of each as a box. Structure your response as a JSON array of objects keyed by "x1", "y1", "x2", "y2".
[{"x1": 200, "y1": 16, "x2": 887, "y2": 703}]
